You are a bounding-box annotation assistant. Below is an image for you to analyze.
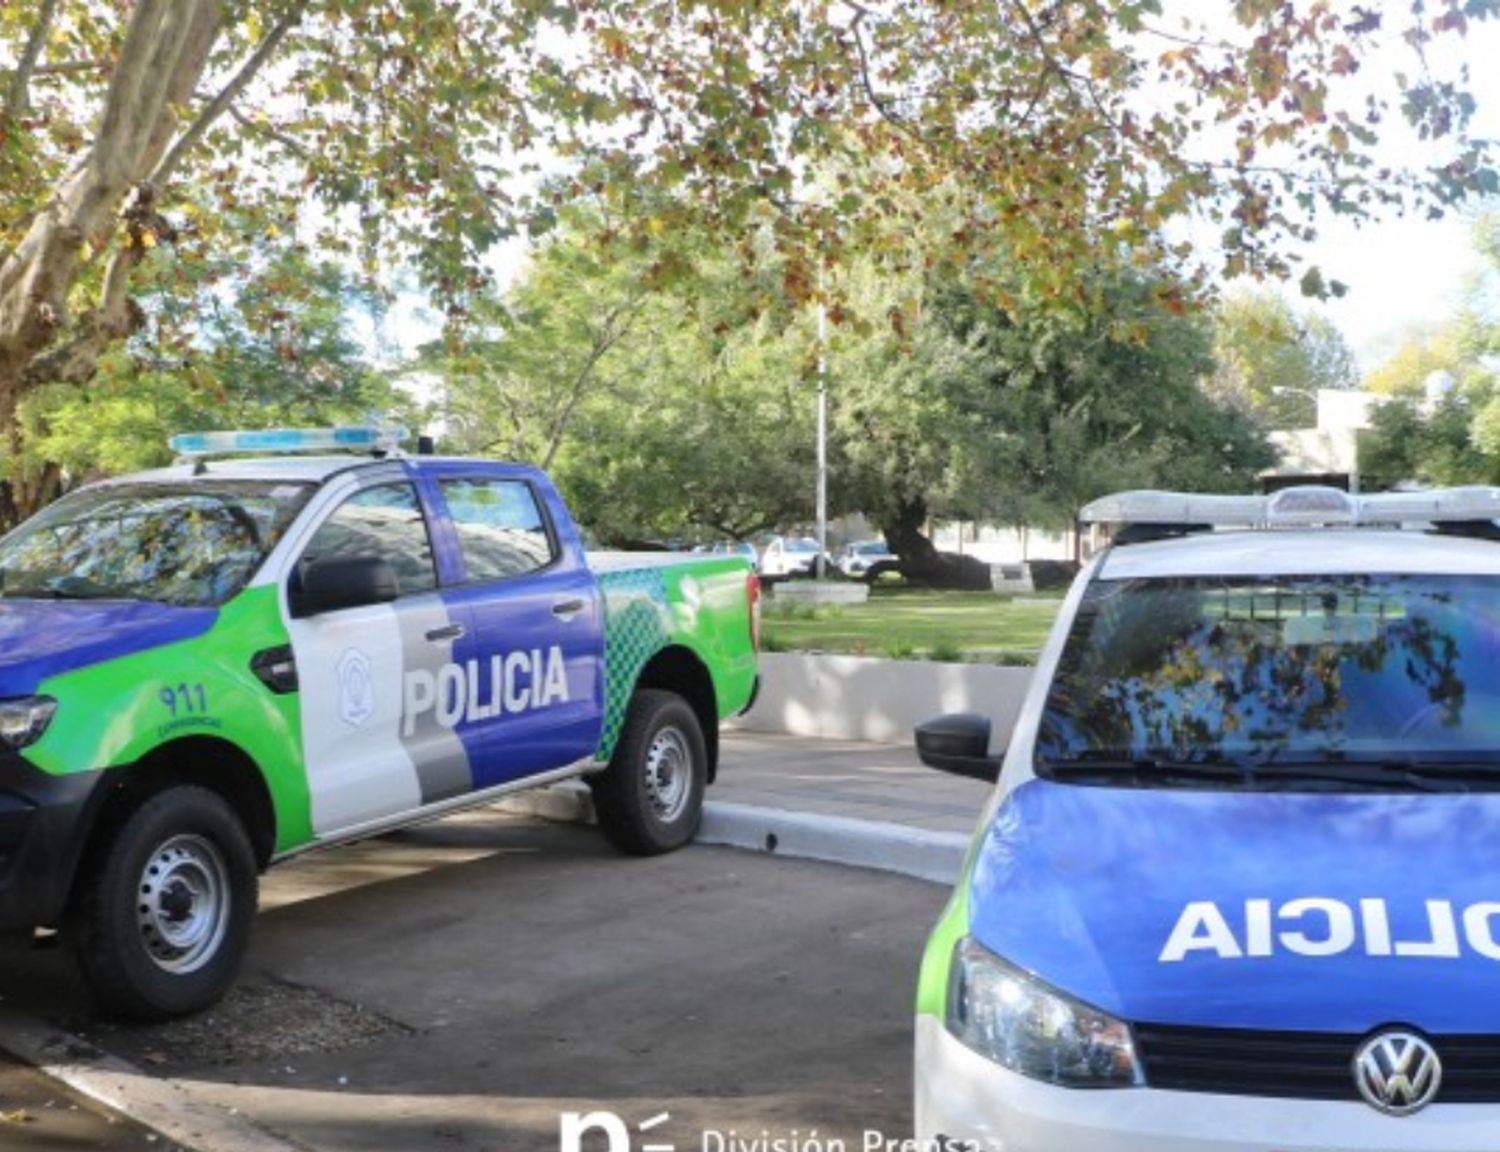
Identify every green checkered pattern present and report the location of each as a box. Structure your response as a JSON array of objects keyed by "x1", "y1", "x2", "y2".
[{"x1": 594, "y1": 568, "x2": 672, "y2": 760}]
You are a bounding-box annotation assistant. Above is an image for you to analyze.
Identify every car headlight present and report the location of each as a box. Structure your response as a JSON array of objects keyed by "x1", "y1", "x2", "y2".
[
  {"x1": 947, "y1": 936, "x2": 1141, "y2": 1087},
  {"x1": 0, "y1": 696, "x2": 57, "y2": 750}
]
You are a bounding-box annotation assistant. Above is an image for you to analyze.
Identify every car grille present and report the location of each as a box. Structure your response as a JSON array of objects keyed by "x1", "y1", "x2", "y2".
[{"x1": 1134, "y1": 1024, "x2": 1500, "y2": 1102}]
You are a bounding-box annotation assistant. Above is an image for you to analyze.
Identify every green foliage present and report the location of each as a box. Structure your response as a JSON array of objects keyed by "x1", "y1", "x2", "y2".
[
  {"x1": 884, "y1": 639, "x2": 917, "y2": 661},
  {"x1": 4, "y1": 0, "x2": 1499, "y2": 405},
  {"x1": 446, "y1": 202, "x2": 1273, "y2": 552},
  {"x1": 1209, "y1": 289, "x2": 1358, "y2": 428},
  {"x1": 927, "y1": 641, "x2": 963, "y2": 664},
  {"x1": 1364, "y1": 328, "x2": 1467, "y2": 397},
  {"x1": 832, "y1": 260, "x2": 1276, "y2": 535},
  {"x1": 761, "y1": 588, "x2": 1058, "y2": 661},
  {"x1": 1358, "y1": 212, "x2": 1500, "y2": 488},
  {"x1": 438, "y1": 211, "x2": 817, "y2": 545},
  {"x1": 18, "y1": 243, "x2": 405, "y2": 480},
  {"x1": 1361, "y1": 393, "x2": 1500, "y2": 490}
]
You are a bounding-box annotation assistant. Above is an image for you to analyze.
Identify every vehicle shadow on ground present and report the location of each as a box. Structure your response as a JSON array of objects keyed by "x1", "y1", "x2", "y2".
[{"x1": 0, "y1": 814, "x2": 940, "y2": 1152}]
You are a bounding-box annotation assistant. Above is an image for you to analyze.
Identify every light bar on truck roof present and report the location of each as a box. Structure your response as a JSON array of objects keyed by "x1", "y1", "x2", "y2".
[
  {"x1": 1080, "y1": 485, "x2": 1500, "y2": 529},
  {"x1": 167, "y1": 425, "x2": 409, "y2": 458}
]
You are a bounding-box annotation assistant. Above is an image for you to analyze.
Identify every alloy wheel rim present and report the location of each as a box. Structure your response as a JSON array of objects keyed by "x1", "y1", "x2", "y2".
[
  {"x1": 136, "y1": 834, "x2": 230, "y2": 975},
  {"x1": 645, "y1": 725, "x2": 693, "y2": 822}
]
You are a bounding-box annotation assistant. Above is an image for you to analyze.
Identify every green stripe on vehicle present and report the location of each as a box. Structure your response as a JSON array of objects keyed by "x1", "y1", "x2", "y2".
[{"x1": 25, "y1": 585, "x2": 313, "y2": 853}]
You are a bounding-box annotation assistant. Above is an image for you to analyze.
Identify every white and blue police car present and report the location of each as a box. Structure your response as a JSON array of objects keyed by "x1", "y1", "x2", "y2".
[{"x1": 914, "y1": 485, "x2": 1500, "y2": 1151}]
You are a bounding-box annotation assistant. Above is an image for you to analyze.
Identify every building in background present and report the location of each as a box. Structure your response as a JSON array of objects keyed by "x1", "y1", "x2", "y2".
[{"x1": 1261, "y1": 388, "x2": 1383, "y2": 493}]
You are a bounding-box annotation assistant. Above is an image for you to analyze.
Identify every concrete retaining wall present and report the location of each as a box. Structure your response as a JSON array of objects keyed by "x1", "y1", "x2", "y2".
[{"x1": 734, "y1": 652, "x2": 1033, "y2": 745}]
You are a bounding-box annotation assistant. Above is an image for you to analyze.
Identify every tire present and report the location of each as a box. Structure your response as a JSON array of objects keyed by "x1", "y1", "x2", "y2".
[
  {"x1": 591, "y1": 689, "x2": 707, "y2": 855},
  {"x1": 71, "y1": 786, "x2": 257, "y2": 1020}
]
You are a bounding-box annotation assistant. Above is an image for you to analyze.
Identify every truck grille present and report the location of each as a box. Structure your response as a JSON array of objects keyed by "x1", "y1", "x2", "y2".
[{"x1": 1134, "y1": 1024, "x2": 1500, "y2": 1102}]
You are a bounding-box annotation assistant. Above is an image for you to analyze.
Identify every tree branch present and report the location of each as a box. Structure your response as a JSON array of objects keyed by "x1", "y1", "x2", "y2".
[
  {"x1": 539, "y1": 291, "x2": 650, "y2": 469},
  {"x1": 225, "y1": 101, "x2": 308, "y2": 159},
  {"x1": 4, "y1": 0, "x2": 60, "y2": 120},
  {"x1": 846, "y1": 7, "x2": 918, "y2": 139},
  {"x1": 151, "y1": 0, "x2": 310, "y2": 186}
]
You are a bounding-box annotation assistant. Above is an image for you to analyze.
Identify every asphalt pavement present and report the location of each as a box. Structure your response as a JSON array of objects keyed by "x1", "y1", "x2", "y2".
[
  {"x1": 715, "y1": 731, "x2": 991, "y2": 834},
  {"x1": 0, "y1": 1055, "x2": 172, "y2": 1150},
  {"x1": 0, "y1": 811, "x2": 950, "y2": 1152}
]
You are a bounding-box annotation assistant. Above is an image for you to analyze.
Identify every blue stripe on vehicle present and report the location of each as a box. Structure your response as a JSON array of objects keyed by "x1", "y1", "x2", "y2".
[
  {"x1": 967, "y1": 778, "x2": 1500, "y2": 1034},
  {"x1": 0, "y1": 600, "x2": 218, "y2": 696}
]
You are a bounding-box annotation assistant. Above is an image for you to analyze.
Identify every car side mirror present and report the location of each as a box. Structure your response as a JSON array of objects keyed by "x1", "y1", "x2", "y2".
[
  {"x1": 290, "y1": 556, "x2": 399, "y2": 618},
  {"x1": 915, "y1": 712, "x2": 1004, "y2": 783}
]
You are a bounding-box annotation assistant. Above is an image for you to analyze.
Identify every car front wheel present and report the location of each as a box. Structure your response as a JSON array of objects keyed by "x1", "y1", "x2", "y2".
[{"x1": 71, "y1": 785, "x2": 257, "y2": 1020}]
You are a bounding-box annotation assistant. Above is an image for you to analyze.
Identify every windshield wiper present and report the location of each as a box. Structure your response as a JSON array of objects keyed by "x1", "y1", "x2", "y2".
[
  {"x1": 3, "y1": 587, "x2": 106, "y2": 600},
  {"x1": 1257, "y1": 758, "x2": 1500, "y2": 793},
  {"x1": 1042, "y1": 757, "x2": 1253, "y2": 788},
  {"x1": 1042, "y1": 756, "x2": 1479, "y2": 793},
  {"x1": 0, "y1": 575, "x2": 138, "y2": 601}
]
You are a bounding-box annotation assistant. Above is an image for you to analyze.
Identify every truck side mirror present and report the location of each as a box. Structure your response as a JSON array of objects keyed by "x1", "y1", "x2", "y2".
[
  {"x1": 915, "y1": 712, "x2": 1004, "y2": 783},
  {"x1": 290, "y1": 556, "x2": 399, "y2": 618}
]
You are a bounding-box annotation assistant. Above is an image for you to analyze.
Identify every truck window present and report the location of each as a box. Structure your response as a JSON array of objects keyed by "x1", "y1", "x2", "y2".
[
  {"x1": 0, "y1": 481, "x2": 312, "y2": 607},
  {"x1": 300, "y1": 482, "x2": 437, "y2": 595},
  {"x1": 440, "y1": 478, "x2": 555, "y2": 582}
]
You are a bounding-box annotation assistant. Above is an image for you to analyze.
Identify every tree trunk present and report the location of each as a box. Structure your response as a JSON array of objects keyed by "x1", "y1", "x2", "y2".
[
  {"x1": 0, "y1": 0, "x2": 221, "y2": 406},
  {"x1": 879, "y1": 495, "x2": 993, "y2": 590}
]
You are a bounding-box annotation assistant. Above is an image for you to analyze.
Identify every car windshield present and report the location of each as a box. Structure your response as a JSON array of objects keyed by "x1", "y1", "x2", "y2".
[
  {"x1": 856, "y1": 541, "x2": 887, "y2": 555},
  {"x1": 0, "y1": 481, "x2": 314, "y2": 607},
  {"x1": 785, "y1": 538, "x2": 818, "y2": 553},
  {"x1": 1036, "y1": 574, "x2": 1500, "y2": 780}
]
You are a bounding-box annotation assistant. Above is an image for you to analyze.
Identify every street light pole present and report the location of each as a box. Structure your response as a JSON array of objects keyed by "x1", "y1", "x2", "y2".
[{"x1": 816, "y1": 263, "x2": 828, "y2": 580}]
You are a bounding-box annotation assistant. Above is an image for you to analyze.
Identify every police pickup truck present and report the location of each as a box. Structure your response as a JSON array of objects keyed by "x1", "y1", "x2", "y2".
[
  {"x1": 0, "y1": 427, "x2": 759, "y2": 1019},
  {"x1": 914, "y1": 485, "x2": 1500, "y2": 1152}
]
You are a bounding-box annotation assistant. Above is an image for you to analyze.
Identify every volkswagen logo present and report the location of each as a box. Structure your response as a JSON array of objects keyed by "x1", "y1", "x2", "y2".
[{"x1": 1352, "y1": 1031, "x2": 1443, "y2": 1116}]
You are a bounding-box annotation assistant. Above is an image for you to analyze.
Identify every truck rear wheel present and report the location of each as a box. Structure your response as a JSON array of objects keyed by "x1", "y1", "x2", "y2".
[
  {"x1": 71, "y1": 786, "x2": 257, "y2": 1020},
  {"x1": 592, "y1": 689, "x2": 707, "y2": 855}
]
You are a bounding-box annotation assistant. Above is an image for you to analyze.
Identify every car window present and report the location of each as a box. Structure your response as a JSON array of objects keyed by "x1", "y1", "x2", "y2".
[
  {"x1": 787, "y1": 539, "x2": 818, "y2": 553},
  {"x1": 441, "y1": 478, "x2": 555, "y2": 582},
  {"x1": 300, "y1": 482, "x2": 437, "y2": 596},
  {"x1": 0, "y1": 481, "x2": 313, "y2": 607},
  {"x1": 1036, "y1": 573, "x2": 1500, "y2": 775}
]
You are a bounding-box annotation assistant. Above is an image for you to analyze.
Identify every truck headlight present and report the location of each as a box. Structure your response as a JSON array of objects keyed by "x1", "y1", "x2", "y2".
[
  {"x1": 0, "y1": 696, "x2": 57, "y2": 750},
  {"x1": 947, "y1": 936, "x2": 1141, "y2": 1087}
]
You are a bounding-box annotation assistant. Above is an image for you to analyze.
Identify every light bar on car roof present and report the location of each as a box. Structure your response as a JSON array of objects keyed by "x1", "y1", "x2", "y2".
[
  {"x1": 168, "y1": 425, "x2": 409, "y2": 457},
  {"x1": 1080, "y1": 485, "x2": 1500, "y2": 529}
]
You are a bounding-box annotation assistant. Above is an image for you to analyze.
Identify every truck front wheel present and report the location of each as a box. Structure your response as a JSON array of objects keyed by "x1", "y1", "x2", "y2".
[
  {"x1": 592, "y1": 689, "x2": 707, "y2": 855},
  {"x1": 71, "y1": 785, "x2": 257, "y2": 1020}
]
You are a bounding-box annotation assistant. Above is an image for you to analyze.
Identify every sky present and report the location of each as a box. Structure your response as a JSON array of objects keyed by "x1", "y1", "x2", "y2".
[{"x1": 1197, "y1": 10, "x2": 1500, "y2": 372}]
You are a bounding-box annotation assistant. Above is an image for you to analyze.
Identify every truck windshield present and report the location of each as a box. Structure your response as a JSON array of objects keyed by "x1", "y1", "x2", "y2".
[
  {"x1": 0, "y1": 482, "x2": 314, "y2": 607},
  {"x1": 1036, "y1": 574, "x2": 1500, "y2": 782}
]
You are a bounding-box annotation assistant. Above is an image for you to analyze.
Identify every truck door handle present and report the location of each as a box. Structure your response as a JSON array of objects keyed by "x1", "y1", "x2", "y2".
[
  {"x1": 425, "y1": 623, "x2": 465, "y2": 642},
  {"x1": 552, "y1": 598, "x2": 586, "y2": 619}
]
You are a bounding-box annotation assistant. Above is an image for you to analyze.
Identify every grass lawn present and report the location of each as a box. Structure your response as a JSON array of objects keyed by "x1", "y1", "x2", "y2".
[{"x1": 761, "y1": 585, "x2": 1063, "y2": 663}]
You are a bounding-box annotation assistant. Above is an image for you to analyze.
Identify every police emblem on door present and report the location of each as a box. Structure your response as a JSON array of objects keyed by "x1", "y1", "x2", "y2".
[
  {"x1": 1353, "y1": 1031, "x2": 1442, "y2": 1115},
  {"x1": 337, "y1": 648, "x2": 375, "y2": 728}
]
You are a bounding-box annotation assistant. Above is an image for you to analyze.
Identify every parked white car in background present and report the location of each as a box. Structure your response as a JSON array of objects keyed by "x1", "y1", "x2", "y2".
[
  {"x1": 838, "y1": 538, "x2": 898, "y2": 580},
  {"x1": 759, "y1": 535, "x2": 824, "y2": 579}
]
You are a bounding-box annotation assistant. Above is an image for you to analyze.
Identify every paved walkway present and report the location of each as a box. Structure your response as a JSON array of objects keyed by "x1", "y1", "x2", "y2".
[{"x1": 715, "y1": 731, "x2": 991, "y2": 835}]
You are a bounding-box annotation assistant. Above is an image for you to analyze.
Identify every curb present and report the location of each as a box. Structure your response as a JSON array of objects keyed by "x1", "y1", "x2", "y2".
[
  {"x1": 0, "y1": 1007, "x2": 306, "y2": 1152},
  {"x1": 497, "y1": 786, "x2": 968, "y2": 886}
]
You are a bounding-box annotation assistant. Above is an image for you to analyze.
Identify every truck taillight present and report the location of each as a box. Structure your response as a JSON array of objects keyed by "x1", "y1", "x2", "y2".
[{"x1": 747, "y1": 571, "x2": 761, "y2": 652}]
